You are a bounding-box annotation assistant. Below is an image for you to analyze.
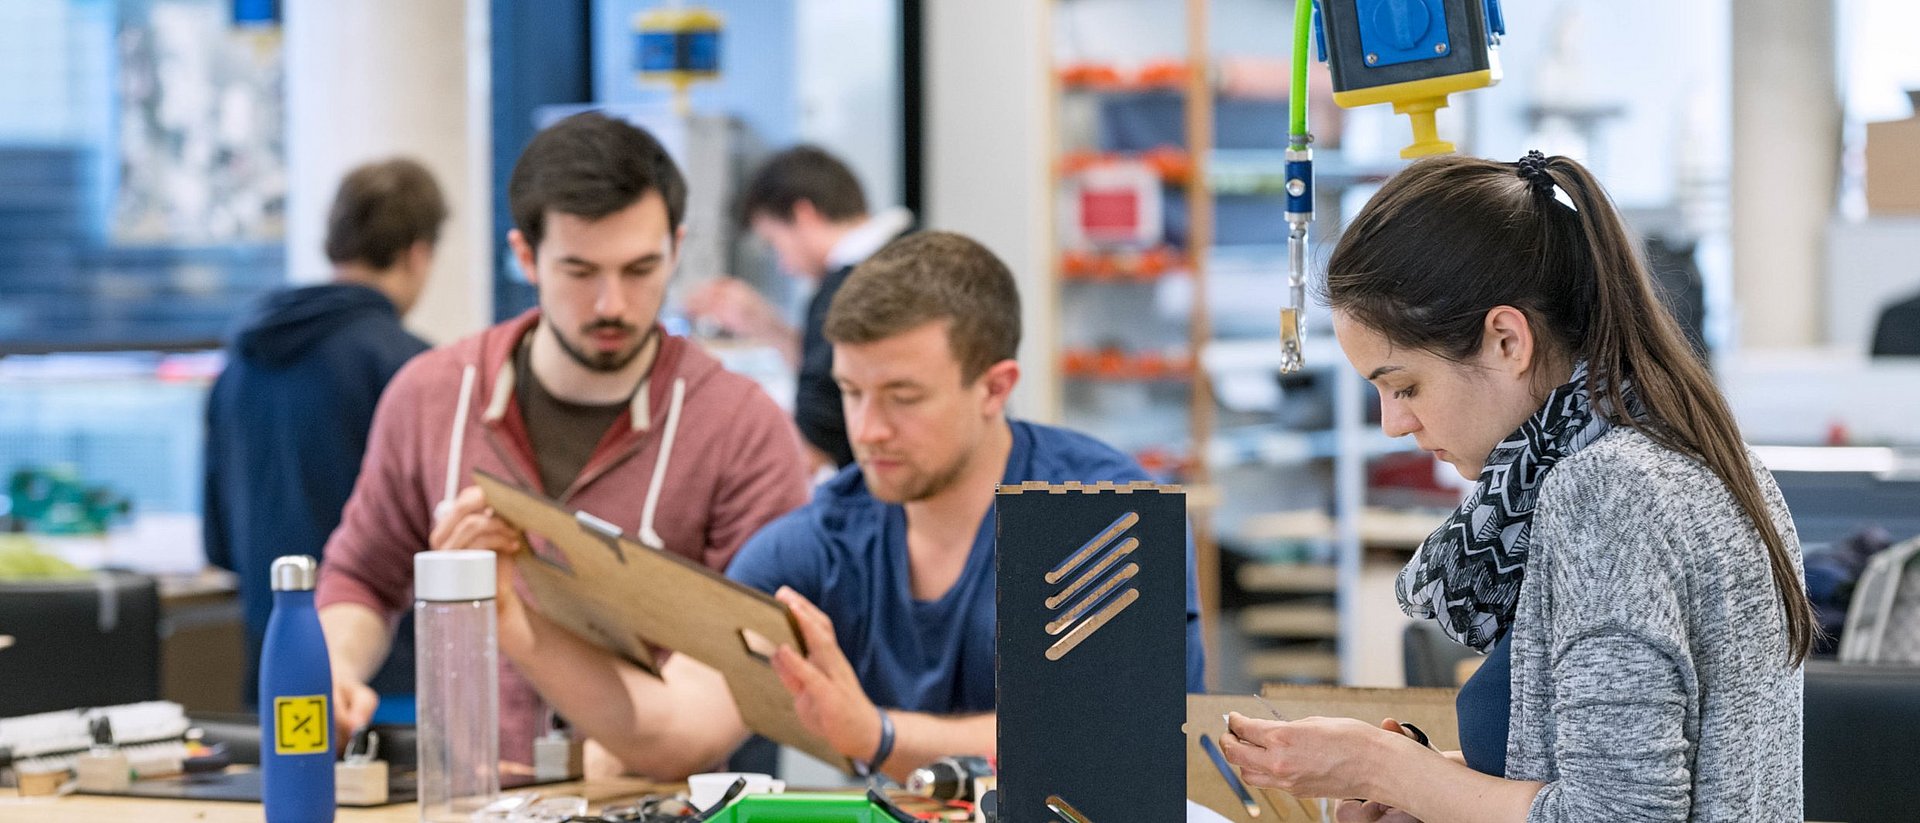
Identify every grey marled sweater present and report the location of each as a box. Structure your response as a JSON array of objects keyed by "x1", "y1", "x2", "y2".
[{"x1": 1507, "y1": 428, "x2": 1804, "y2": 822}]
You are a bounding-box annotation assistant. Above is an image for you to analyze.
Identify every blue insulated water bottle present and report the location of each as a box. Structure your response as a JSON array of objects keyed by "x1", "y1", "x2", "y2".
[{"x1": 260, "y1": 555, "x2": 337, "y2": 822}]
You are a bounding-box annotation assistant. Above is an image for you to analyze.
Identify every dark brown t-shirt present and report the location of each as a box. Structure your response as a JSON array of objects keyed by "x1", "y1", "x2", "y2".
[{"x1": 513, "y1": 337, "x2": 627, "y2": 496}]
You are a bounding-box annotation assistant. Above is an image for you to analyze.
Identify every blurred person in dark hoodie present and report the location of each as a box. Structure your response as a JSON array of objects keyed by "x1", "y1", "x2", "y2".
[{"x1": 202, "y1": 158, "x2": 447, "y2": 706}]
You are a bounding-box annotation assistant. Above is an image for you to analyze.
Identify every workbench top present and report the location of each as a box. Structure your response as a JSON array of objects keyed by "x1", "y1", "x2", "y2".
[{"x1": 0, "y1": 777, "x2": 662, "y2": 822}]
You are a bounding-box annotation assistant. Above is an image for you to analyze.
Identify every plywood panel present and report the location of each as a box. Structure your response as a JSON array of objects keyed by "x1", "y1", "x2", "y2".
[
  {"x1": 475, "y1": 471, "x2": 850, "y2": 772},
  {"x1": 1186, "y1": 687, "x2": 1460, "y2": 822}
]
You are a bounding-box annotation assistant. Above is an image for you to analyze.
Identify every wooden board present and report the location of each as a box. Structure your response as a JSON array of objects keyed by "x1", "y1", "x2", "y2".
[
  {"x1": 1186, "y1": 687, "x2": 1460, "y2": 823},
  {"x1": 1256, "y1": 685, "x2": 1461, "y2": 753},
  {"x1": 475, "y1": 471, "x2": 851, "y2": 773},
  {"x1": 1186, "y1": 694, "x2": 1319, "y2": 822}
]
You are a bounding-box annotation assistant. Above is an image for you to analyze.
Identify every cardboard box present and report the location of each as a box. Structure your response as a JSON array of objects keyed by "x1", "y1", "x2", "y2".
[
  {"x1": 1187, "y1": 686, "x2": 1461, "y2": 823},
  {"x1": 1866, "y1": 113, "x2": 1920, "y2": 215}
]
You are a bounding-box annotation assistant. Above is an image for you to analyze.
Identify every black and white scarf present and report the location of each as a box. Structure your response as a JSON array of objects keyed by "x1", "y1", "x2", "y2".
[{"x1": 1396, "y1": 361, "x2": 1619, "y2": 651}]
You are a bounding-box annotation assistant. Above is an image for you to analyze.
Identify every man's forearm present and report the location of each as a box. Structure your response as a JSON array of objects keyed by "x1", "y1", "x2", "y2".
[
  {"x1": 505, "y1": 610, "x2": 746, "y2": 780},
  {"x1": 876, "y1": 711, "x2": 996, "y2": 784},
  {"x1": 319, "y1": 602, "x2": 394, "y2": 683}
]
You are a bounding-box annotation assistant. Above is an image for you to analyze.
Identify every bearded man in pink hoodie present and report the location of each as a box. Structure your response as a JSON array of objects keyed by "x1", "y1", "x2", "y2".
[{"x1": 313, "y1": 112, "x2": 810, "y2": 766}]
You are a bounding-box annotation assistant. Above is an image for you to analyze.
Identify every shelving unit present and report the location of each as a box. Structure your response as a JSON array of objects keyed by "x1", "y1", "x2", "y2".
[
  {"x1": 1045, "y1": 0, "x2": 1451, "y2": 690},
  {"x1": 1046, "y1": 0, "x2": 1223, "y2": 684}
]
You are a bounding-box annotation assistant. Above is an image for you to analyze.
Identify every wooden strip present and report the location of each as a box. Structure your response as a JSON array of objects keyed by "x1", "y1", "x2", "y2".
[
  {"x1": 1045, "y1": 512, "x2": 1140, "y2": 584},
  {"x1": 1045, "y1": 588, "x2": 1140, "y2": 661},
  {"x1": 1047, "y1": 563, "x2": 1141, "y2": 635},
  {"x1": 1045, "y1": 538, "x2": 1138, "y2": 610}
]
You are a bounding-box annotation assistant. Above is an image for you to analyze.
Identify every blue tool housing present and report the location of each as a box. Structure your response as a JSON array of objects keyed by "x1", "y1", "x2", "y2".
[{"x1": 1355, "y1": 0, "x2": 1453, "y2": 69}]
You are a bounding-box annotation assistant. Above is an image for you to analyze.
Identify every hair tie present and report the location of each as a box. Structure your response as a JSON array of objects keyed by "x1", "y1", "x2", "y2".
[{"x1": 1515, "y1": 150, "x2": 1555, "y2": 197}]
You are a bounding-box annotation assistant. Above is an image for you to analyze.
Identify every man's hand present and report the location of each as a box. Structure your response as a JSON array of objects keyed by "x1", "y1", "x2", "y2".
[
  {"x1": 332, "y1": 674, "x2": 378, "y2": 745},
  {"x1": 683, "y1": 277, "x2": 790, "y2": 344},
  {"x1": 429, "y1": 486, "x2": 526, "y2": 556},
  {"x1": 768, "y1": 586, "x2": 883, "y2": 763},
  {"x1": 431, "y1": 486, "x2": 539, "y2": 656}
]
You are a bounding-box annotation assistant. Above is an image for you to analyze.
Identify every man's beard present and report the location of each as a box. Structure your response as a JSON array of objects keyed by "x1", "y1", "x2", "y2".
[
  {"x1": 551, "y1": 319, "x2": 653, "y2": 373},
  {"x1": 861, "y1": 449, "x2": 970, "y2": 504}
]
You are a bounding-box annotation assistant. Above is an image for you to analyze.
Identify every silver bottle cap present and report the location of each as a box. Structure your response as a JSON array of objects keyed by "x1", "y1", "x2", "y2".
[{"x1": 270, "y1": 555, "x2": 319, "y2": 592}]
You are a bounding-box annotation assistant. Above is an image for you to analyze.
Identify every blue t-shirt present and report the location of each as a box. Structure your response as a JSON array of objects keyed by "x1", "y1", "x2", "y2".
[
  {"x1": 1456, "y1": 630, "x2": 1512, "y2": 777},
  {"x1": 727, "y1": 419, "x2": 1206, "y2": 715}
]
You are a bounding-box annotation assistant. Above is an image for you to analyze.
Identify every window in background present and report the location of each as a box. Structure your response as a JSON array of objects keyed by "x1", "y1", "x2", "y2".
[
  {"x1": 0, "y1": 352, "x2": 215, "y2": 565},
  {"x1": 491, "y1": 0, "x2": 915, "y2": 321},
  {"x1": 0, "y1": 0, "x2": 285, "y2": 353}
]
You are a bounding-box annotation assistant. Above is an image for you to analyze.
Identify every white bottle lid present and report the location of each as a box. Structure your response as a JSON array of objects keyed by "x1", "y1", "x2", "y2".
[{"x1": 414, "y1": 550, "x2": 496, "y2": 602}]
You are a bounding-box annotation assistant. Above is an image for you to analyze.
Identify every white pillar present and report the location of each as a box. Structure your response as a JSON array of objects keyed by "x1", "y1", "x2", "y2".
[
  {"x1": 923, "y1": 0, "x2": 1056, "y2": 422},
  {"x1": 1730, "y1": 0, "x2": 1839, "y2": 349},
  {"x1": 283, "y1": 0, "x2": 491, "y2": 345}
]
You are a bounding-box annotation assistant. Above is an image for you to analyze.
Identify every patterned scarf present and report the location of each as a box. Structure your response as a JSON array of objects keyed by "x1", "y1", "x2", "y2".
[{"x1": 1396, "y1": 361, "x2": 1620, "y2": 650}]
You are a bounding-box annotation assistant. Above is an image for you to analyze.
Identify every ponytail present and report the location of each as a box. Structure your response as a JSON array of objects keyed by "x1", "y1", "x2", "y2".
[{"x1": 1544, "y1": 157, "x2": 1815, "y2": 666}]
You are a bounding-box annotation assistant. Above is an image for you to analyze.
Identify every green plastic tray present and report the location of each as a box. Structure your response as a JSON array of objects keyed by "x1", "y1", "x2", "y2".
[{"x1": 703, "y1": 791, "x2": 918, "y2": 822}]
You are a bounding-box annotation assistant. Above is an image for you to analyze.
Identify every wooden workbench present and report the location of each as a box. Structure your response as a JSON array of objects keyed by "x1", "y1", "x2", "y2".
[{"x1": 0, "y1": 777, "x2": 662, "y2": 822}]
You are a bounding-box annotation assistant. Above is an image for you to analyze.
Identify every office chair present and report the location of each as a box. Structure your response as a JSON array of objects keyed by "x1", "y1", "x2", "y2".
[
  {"x1": 0, "y1": 569, "x2": 161, "y2": 718},
  {"x1": 1840, "y1": 536, "x2": 1920, "y2": 665},
  {"x1": 1803, "y1": 661, "x2": 1920, "y2": 823}
]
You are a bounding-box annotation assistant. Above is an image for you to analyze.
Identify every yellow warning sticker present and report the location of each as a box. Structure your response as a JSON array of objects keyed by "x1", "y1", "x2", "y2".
[{"x1": 273, "y1": 694, "x2": 329, "y2": 755}]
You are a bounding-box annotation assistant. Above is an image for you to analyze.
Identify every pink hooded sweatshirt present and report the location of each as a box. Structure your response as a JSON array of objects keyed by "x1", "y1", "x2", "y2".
[{"x1": 316, "y1": 309, "x2": 809, "y2": 764}]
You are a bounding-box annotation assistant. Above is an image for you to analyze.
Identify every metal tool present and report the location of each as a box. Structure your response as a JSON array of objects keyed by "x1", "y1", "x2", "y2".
[
  {"x1": 1280, "y1": 0, "x2": 1315, "y2": 375},
  {"x1": 1200, "y1": 734, "x2": 1263, "y2": 818},
  {"x1": 906, "y1": 755, "x2": 995, "y2": 803}
]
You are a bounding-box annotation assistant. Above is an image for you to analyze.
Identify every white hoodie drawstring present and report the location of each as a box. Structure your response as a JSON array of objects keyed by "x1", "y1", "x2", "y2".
[
  {"x1": 636, "y1": 377, "x2": 686, "y2": 550},
  {"x1": 436, "y1": 364, "x2": 478, "y2": 523}
]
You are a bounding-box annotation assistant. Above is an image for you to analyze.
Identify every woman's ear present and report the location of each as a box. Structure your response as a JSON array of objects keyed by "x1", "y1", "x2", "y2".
[{"x1": 1480, "y1": 305, "x2": 1536, "y2": 379}]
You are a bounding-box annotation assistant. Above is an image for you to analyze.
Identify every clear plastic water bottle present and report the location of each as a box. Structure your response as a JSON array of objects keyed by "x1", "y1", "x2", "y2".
[{"x1": 414, "y1": 550, "x2": 499, "y2": 822}]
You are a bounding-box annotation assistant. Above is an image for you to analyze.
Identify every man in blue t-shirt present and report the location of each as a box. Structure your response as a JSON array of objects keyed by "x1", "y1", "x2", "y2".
[{"x1": 491, "y1": 231, "x2": 1203, "y2": 781}]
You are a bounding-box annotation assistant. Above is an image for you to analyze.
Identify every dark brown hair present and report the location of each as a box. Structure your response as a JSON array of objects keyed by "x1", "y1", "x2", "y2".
[
  {"x1": 824, "y1": 231, "x2": 1020, "y2": 383},
  {"x1": 1326, "y1": 153, "x2": 1815, "y2": 665},
  {"x1": 507, "y1": 111, "x2": 687, "y2": 254},
  {"x1": 324, "y1": 158, "x2": 447, "y2": 269},
  {"x1": 737, "y1": 145, "x2": 869, "y2": 227}
]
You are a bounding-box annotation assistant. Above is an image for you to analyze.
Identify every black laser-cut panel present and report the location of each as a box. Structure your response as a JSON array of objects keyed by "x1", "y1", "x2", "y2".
[{"x1": 996, "y1": 481, "x2": 1187, "y2": 822}]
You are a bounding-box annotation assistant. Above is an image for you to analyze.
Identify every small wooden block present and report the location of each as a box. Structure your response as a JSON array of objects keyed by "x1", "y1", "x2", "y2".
[
  {"x1": 72, "y1": 753, "x2": 131, "y2": 793},
  {"x1": 534, "y1": 734, "x2": 584, "y2": 782},
  {"x1": 335, "y1": 759, "x2": 389, "y2": 806},
  {"x1": 16, "y1": 766, "x2": 69, "y2": 797}
]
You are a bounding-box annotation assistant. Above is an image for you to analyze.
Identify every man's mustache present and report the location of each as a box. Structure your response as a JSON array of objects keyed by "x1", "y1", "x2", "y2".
[{"x1": 582, "y1": 319, "x2": 638, "y2": 335}]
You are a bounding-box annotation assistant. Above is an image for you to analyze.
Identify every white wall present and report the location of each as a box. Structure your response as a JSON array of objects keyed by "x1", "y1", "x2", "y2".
[
  {"x1": 795, "y1": 0, "x2": 903, "y2": 213},
  {"x1": 1731, "y1": 0, "x2": 1840, "y2": 349},
  {"x1": 284, "y1": 0, "x2": 492, "y2": 345},
  {"x1": 1465, "y1": 0, "x2": 1732, "y2": 209},
  {"x1": 1825, "y1": 217, "x2": 1920, "y2": 353},
  {"x1": 924, "y1": 0, "x2": 1056, "y2": 421}
]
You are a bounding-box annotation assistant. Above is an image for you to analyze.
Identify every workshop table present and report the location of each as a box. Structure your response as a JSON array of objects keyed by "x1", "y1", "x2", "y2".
[{"x1": 0, "y1": 777, "x2": 663, "y2": 822}]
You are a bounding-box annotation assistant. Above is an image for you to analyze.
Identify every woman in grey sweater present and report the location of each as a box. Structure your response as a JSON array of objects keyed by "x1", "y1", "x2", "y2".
[{"x1": 1220, "y1": 152, "x2": 1813, "y2": 822}]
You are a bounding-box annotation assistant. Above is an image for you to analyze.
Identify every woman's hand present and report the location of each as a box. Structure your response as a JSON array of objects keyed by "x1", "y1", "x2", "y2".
[
  {"x1": 1327, "y1": 718, "x2": 1433, "y2": 821},
  {"x1": 1336, "y1": 799, "x2": 1422, "y2": 823},
  {"x1": 1220, "y1": 712, "x2": 1436, "y2": 804}
]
